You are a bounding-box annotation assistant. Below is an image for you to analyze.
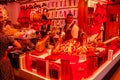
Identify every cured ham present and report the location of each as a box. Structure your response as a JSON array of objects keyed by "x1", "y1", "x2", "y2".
[
  {"x1": 51, "y1": 37, "x2": 62, "y2": 54},
  {"x1": 35, "y1": 35, "x2": 49, "y2": 52}
]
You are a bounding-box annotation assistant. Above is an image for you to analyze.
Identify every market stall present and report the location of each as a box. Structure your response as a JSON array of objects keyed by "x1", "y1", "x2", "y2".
[
  {"x1": 0, "y1": 0, "x2": 120, "y2": 80},
  {"x1": 17, "y1": 36, "x2": 120, "y2": 80}
]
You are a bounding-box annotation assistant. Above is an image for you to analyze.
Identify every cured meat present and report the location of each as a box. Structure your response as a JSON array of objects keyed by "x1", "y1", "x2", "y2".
[
  {"x1": 35, "y1": 35, "x2": 49, "y2": 52},
  {"x1": 51, "y1": 37, "x2": 62, "y2": 54}
]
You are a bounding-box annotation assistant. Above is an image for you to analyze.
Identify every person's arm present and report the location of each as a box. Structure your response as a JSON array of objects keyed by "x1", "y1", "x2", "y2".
[
  {"x1": 7, "y1": 36, "x2": 22, "y2": 51},
  {"x1": 13, "y1": 40, "x2": 22, "y2": 49}
]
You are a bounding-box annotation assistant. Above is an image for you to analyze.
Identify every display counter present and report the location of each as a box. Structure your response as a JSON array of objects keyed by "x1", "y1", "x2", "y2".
[
  {"x1": 17, "y1": 36, "x2": 120, "y2": 80},
  {"x1": 18, "y1": 50, "x2": 120, "y2": 80},
  {"x1": 86, "y1": 50, "x2": 120, "y2": 80}
]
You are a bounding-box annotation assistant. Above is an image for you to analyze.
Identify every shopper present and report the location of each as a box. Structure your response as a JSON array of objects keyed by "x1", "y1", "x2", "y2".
[
  {"x1": 39, "y1": 15, "x2": 55, "y2": 46},
  {"x1": 63, "y1": 13, "x2": 79, "y2": 41},
  {"x1": 0, "y1": 21, "x2": 22, "y2": 80}
]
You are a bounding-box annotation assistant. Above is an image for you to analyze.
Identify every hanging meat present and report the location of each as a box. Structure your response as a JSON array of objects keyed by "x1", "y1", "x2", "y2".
[
  {"x1": 18, "y1": 5, "x2": 31, "y2": 28},
  {"x1": 91, "y1": 3, "x2": 107, "y2": 35}
]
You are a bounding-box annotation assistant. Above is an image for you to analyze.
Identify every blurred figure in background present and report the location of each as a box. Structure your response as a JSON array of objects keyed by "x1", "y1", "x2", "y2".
[
  {"x1": 5, "y1": 20, "x2": 12, "y2": 29},
  {"x1": 0, "y1": 21, "x2": 21, "y2": 80},
  {"x1": 40, "y1": 14, "x2": 51, "y2": 38},
  {"x1": 39, "y1": 15, "x2": 55, "y2": 47}
]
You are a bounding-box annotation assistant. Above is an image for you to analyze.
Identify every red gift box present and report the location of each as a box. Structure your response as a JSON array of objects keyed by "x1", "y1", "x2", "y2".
[
  {"x1": 71, "y1": 62, "x2": 88, "y2": 80},
  {"x1": 36, "y1": 58, "x2": 46, "y2": 77},
  {"x1": 45, "y1": 54, "x2": 60, "y2": 61},
  {"x1": 86, "y1": 53, "x2": 98, "y2": 76},
  {"x1": 49, "y1": 62, "x2": 61, "y2": 79},
  {"x1": 61, "y1": 59, "x2": 72, "y2": 80},
  {"x1": 60, "y1": 54, "x2": 79, "y2": 63}
]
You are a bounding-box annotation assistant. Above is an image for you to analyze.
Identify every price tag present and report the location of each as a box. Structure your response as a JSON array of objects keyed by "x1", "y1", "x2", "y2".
[
  {"x1": 79, "y1": 54, "x2": 87, "y2": 62},
  {"x1": 108, "y1": 49, "x2": 113, "y2": 61}
]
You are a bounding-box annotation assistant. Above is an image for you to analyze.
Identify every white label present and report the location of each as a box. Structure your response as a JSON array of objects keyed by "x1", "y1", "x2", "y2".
[
  {"x1": 79, "y1": 54, "x2": 87, "y2": 62},
  {"x1": 108, "y1": 49, "x2": 113, "y2": 61}
]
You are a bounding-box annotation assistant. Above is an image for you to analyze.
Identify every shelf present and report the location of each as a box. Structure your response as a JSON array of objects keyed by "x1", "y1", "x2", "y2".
[
  {"x1": 18, "y1": 0, "x2": 49, "y2": 4},
  {"x1": 19, "y1": 47, "x2": 120, "y2": 80},
  {"x1": 49, "y1": 6, "x2": 78, "y2": 11},
  {"x1": 49, "y1": 17, "x2": 77, "y2": 20}
]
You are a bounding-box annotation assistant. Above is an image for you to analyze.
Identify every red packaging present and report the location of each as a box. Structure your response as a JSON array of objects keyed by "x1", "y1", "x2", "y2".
[
  {"x1": 60, "y1": 54, "x2": 79, "y2": 63},
  {"x1": 86, "y1": 53, "x2": 98, "y2": 76},
  {"x1": 61, "y1": 59, "x2": 72, "y2": 80},
  {"x1": 36, "y1": 58, "x2": 46, "y2": 77},
  {"x1": 49, "y1": 63, "x2": 60, "y2": 79},
  {"x1": 25, "y1": 53, "x2": 32, "y2": 71},
  {"x1": 98, "y1": 47, "x2": 108, "y2": 66},
  {"x1": 70, "y1": 62, "x2": 88, "y2": 80},
  {"x1": 45, "y1": 54, "x2": 60, "y2": 61}
]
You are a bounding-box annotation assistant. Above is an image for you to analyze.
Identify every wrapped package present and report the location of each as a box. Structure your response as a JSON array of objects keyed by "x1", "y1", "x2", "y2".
[
  {"x1": 49, "y1": 62, "x2": 60, "y2": 79},
  {"x1": 36, "y1": 58, "x2": 46, "y2": 77}
]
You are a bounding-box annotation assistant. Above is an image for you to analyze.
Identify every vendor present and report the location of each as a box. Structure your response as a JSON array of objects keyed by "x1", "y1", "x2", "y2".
[{"x1": 63, "y1": 13, "x2": 79, "y2": 41}]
